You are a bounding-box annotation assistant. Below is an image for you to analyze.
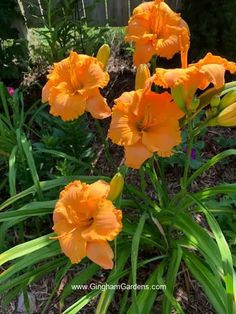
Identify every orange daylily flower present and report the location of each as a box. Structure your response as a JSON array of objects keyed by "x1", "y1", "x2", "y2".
[
  {"x1": 52, "y1": 180, "x2": 122, "y2": 269},
  {"x1": 153, "y1": 53, "x2": 236, "y2": 105},
  {"x1": 108, "y1": 89, "x2": 184, "y2": 169},
  {"x1": 42, "y1": 51, "x2": 111, "y2": 121},
  {"x1": 125, "y1": 0, "x2": 190, "y2": 66}
]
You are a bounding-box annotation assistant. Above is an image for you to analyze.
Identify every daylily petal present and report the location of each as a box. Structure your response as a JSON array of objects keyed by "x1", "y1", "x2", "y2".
[
  {"x1": 58, "y1": 229, "x2": 87, "y2": 264},
  {"x1": 52, "y1": 180, "x2": 122, "y2": 268},
  {"x1": 126, "y1": 0, "x2": 190, "y2": 65},
  {"x1": 133, "y1": 1, "x2": 154, "y2": 15},
  {"x1": 108, "y1": 92, "x2": 142, "y2": 146},
  {"x1": 198, "y1": 64, "x2": 226, "y2": 89},
  {"x1": 81, "y1": 199, "x2": 122, "y2": 241},
  {"x1": 142, "y1": 120, "x2": 181, "y2": 156},
  {"x1": 86, "y1": 180, "x2": 110, "y2": 200},
  {"x1": 133, "y1": 41, "x2": 156, "y2": 66},
  {"x1": 49, "y1": 85, "x2": 86, "y2": 121},
  {"x1": 42, "y1": 81, "x2": 51, "y2": 103},
  {"x1": 87, "y1": 241, "x2": 114, "y2": 269},
  {"x1": 82, "y1": 58, "x2": 110, "y2": 90},
  {"x1": 86, "y1": 91, "x2": 111, "y2": 119},
  {"x1": 138, "y1": 91, "x2": 184, "y2": 125},
  {"x1": 125, "y1": 141, "x2": 152, "y2": 169},
  {"x1": 42, "y1": 51, "x2": 110, "y2": 121}
]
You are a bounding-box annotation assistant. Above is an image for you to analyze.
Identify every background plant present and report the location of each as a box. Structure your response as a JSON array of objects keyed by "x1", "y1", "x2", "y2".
[
  {"x1": 182, "y1": 0, "x2": 236, "y2": 61},
  {"x1": 0, "y1": 0, "x2": 29, "y2": 81}
]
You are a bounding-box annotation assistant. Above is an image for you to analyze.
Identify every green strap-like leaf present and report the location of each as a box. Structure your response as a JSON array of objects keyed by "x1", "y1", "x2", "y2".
[
  {"x1": 62, "y1": 255, "x2": 166, "y2": 314},
  {"x1": 0, "y1": 233, "x2": 55, "y2": 266},
  {"x1": 0, "y1": 175, "x2": 109, "y2": 211},
  {"x1": 183, "y1": 251, "x2": 227, "y2": 314},
  {"x1": 0, "y1": 241, "x2": 61, "y2": 286},
  {"x1": 18, "y1": 131, "x2": 43, "y2": 200},
  {"x1": 186, "y1": 149, "x2": 236, "y2": 187},
  {"x1": 188, "y1": 194, "x2": 236, "y2": 314},
  {"x1": 8, "y1": 145, "x2": 18, "y2": 197},
  {"x1": 127, "y1": 264, "x2": 166, "y2": 314},
  {"x1": 95, "y1": 246, "x2": 130, "y2": 314},
  {"x1": 175, "y1": 212, "x2": 222, "y2": 275},
  {"x1": 131, "y1": 212, "x2": 147, "y2": 313},
  {"x1": 162, "y1": 246, "x2": 182, "y2": 314},
  {"x1": 0, "y1": 200, "x2": 56, "y2": 221}
]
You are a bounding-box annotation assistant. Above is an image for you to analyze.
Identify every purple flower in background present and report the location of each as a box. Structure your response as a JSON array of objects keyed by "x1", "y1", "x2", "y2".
[
  {"x1": 183, "y1": 145, "x2": 196, "y2": 160},
  {"x1": 7, "y1": 87, "x2": 15, "y2": 96}
]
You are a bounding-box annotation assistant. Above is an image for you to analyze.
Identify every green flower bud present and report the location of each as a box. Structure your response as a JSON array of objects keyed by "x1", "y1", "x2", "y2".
[
  {"x1": 210, "y1": 94, "x2": 221, "y2": 107},
  {"x1": 96, "y1": 44, "x2": 110, "y2": 68},
  {"x1": 107, "y1": 173, "x2": 124, "y2": 201},
  {"x1": 220, "y1": 90, "x2": 236, "y2": 109}
]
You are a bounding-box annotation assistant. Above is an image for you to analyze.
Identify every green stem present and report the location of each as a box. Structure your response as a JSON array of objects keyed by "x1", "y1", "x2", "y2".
[
  {"x1": 126, "y1": 183, "x2": 161, "y2": 213},
  {"x1": 155, "y1": 156, "x2": 169, "y2": 202},
  {"x1": 94, "y1": 119, "x2": 114, "y2": 168},
  {"x1": 182, "y1": 121, "x2": 194, "y2": 190}
]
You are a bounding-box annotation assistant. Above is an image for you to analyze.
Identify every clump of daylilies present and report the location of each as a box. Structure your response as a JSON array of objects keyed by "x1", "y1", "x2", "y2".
[{"x1": 42, "y1": 0, "x2": 236, "y2": 269}]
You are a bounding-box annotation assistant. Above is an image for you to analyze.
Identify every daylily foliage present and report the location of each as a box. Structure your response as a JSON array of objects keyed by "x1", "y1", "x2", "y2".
[
  {"x1": 40, "y1": 0, "x2": 236, "y2": 272},
  {"x1": 2, "y1": 1, "x2": 233, "y2": 313}
]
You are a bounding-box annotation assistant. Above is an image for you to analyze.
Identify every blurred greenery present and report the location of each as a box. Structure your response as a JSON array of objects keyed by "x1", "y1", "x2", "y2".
[
  {"x1": 182, "y1": 0, "x2": 236, "y2": 61},
  {"x1": 0, "y1": 0, "x2": 29, "y2": 80}
]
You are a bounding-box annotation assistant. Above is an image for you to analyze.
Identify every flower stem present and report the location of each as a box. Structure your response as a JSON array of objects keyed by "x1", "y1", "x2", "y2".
[
  {"x1": 182, "y1": 120, "x2": 194, "y2": 190},
  {"x1": 147, "y1": 157, "x2": 168, "y2": 208},
  {"x1": 155, "y1": 155, "x2": 169, "y2": 200},
  {"x1": 94, "y1": 119, "x2": 114, "y2": 168}
]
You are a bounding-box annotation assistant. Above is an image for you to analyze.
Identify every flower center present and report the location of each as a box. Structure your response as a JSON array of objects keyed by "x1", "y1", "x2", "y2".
[
  {"x1": 136, "y1": 104, "x2": 155, "y2": 132},
  {"x1": 78, "y1": 216, "x2": 94, "y2": 228}
]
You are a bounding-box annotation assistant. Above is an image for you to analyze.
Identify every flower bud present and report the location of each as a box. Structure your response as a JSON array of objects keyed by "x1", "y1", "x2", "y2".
[
  {"x1": 216, "y1": 102, "x2": 236, "y2": 127},
  {"x1": 107, "y1": 173, "x2": 124, "y2": 201},
  {"x1": 210, "y1": 94, "x2": 221, "y2": 107},
  {"x1": 135, "y1": 64, "x2": 151, "y2": 90},
  {"x1": 96, "y1": 44, "x2": 110, "y2": 68},
  {"x1": 189, "y1": 97, "x2": 200, "y2": 112},
  {"x1": 220, "y1": 90, "x2": 236, "y2": 109}
]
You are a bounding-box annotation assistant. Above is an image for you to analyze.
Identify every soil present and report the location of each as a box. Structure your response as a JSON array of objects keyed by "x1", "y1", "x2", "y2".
[{"x1": 1, "y1": 49, "x2": 236, "y2": 314}]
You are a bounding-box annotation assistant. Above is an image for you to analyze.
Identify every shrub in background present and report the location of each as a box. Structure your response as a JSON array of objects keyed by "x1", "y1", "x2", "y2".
[
  {"x1": 0, "y1": 0, "x2": 29, "y2": 81},
  {"x1": 182, "y1": 0, "x2": 236, "y2": 61}
]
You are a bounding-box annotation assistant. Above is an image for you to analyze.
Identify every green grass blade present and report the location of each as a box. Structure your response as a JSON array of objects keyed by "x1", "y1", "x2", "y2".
[
  {"x1": 174, "y1": 212, "x2": 222, "y2": 275},
  {"x1": 1, "y1": 256, "x2": 66, "y2": 294},
  {"x1": 0, "y1": 200, "x2": 56, "y2": 221},
  {"x1": 0, "y1": 233, "x2": 55, "y2": 266},
  {"x1": 183, "y1": 251, "x2": 226, "y2": 314},
  {"x1": 162, "y1": 246, "x2": 182, "y2": 314},
  {"x1": 0, "y1": 241, "x2": 61, "y2": 286},
  {"x1": 35, "y1": 148, "x2": 91, "y2": 169},
  {"x1": 131, "y1": 212, "x2": 147, "y2": 313},
  {"x1": 60, "y1": 263, "x2": 100, "y2": 303},
  {"x1": 118, "y1": 275, "x2": 131, "y2": 314},
  {"x1": 95, "y1": 246, "x2": 130, "y2": 314},
  {"x1": 62, "y1": 255, "x2": 166, "y2": 314},
  {"x1": 181, "y1": 183, "x2": 236, "y2": 210},
  {"x1": 0, "y1": 176, "x2": 109, "y2": 211},
  {"x1": 127, "y1": 265, "x2": 164, "y2": 314},
  {"x1": 8, "y1": 145, "x2": 18, "y2": 196},
  {"x1": 42, "y1": 260, "x2": 72, "y2": 314},
  {"x1": 18, "y1": 131, "x2": 43, "y2": 200},
  {"x1": 186, "y1": 149, "x2": 236, "y2": 187},
  {"x1": 188, "y1": 194, "x2": 236, "y2": 314},
  {"x1": 1, "y1": 257, "x2": 66, "y2": 309}
]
